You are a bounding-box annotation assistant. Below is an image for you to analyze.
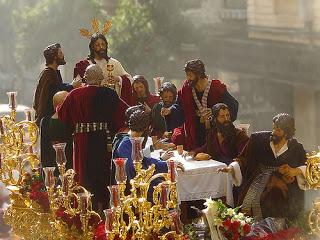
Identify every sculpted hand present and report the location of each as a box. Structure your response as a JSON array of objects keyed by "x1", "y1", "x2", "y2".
[
  {"x1": 182, "y1": 151, "x2": 195, "y2": 159},
  {"x1": 161, "y1": 108, "x2": 171, "y2": 117},
  {"x1": 108, "y1": 76, "x2": 120, "y2": 85},
  {"x1": 217, "y1": 166, "x2": 235, "y2": 177},
  {"x1": 161, "y1": 151, "x2": 174, "y2": 161},
  {"x1": 279, "y1": 164, "x2": 302, "y2": 178},
  {"x1": 143, "y1": 102, "x2": 152, "y2": 113},
  {"x1": 202, "y1": 108, "x2": 213, "y2": 121},
  {"x1": 176, "y1": 161, "x2": 185, "y2": 172},
  {"x1": 71, "y1": 76, "x2": 82, "y2": 88}
]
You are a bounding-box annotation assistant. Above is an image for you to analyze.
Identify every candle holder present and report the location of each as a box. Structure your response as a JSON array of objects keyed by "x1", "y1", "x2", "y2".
[
  {"x1": 43, "y1": 167, "x2": 56, "y2": 204},
  {"x1": 153, "y1": 77, "x2": 164, "y2": 95},
  {"x1": 0, "y1": 90, "x2": 183, "y2": 239},
  {"x1": 7, "y1": 91, "x2": 17, "y2": 109},
  {"x1": 53, "y1": 142, "x2": 67, "y2": 177},
  {"x1": 113, "y1": 158, "x2": 127, "y2": 184},
  {"x1": 108, "y1": 185, "x2": 120, "y2": 208},
  {"x1": 24, "y1": 108, "x2": 33, "y2": 122},
  {"x1": 131, "y1": 137, "x2": 143, "y2": 164},
  {"x1": 105, "y1": 136, "x2": 183, "y2": 239},
  {"x1": 0, "y1": 91, "x2": 102, "y2": 239}
]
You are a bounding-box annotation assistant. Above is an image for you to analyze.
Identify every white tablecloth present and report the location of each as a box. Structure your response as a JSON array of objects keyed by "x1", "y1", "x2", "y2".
[{"x1": 151, "y1": 150, "x2": 234, "y2": 206}]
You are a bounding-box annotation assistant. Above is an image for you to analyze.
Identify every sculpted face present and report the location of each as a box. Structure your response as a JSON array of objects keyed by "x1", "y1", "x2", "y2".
[
  {"x1": 271, "y1": 124, "x2": 286, "y2": 144},
  {"x1": 133, "y1": 82, "x2": 146, "y2": 98},
  {"x1": 161, "y1": 90, "x2": 175, "y2": 107},
  {"x1": 93, "y1": 38, "x2": 108, "y2": 58},
  {"x1": 56, "y1": 48, "x2": 66, "y2": 65},
  {"x1": 186, "y1": 71, "x2": 199, "y2": 87},
  {"x1": 216, "y1": 108, "x2": 231, "y2": 126}
]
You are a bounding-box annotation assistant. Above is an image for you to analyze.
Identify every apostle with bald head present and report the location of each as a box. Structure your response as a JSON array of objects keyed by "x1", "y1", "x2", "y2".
[
  {"x1": 57, "y1": 64, "x2": 119, "y2": 211},
  {"x1": 40, "y1": 90, "x2": 73, "y2": 175}
]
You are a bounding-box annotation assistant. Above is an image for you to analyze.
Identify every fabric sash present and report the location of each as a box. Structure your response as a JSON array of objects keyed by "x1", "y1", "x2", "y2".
[{"x1": 241, "y1": 164, "x2": 277, "y2": 220}]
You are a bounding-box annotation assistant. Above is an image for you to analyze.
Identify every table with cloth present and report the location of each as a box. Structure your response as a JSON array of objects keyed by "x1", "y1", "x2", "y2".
[{"x1": 151, "y1": 150, "x2": 234, "y2": 207}]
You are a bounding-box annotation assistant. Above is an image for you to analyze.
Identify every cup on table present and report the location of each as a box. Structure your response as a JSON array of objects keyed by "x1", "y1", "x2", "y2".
[{"x1": 177, "y1": 145, "x2": 183, "y2": 155}]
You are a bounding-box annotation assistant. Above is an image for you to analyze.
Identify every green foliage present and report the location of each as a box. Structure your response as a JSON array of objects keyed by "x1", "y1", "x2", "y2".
[
  {"x1": 13, "y1": 0, "x2": 100, "y2": 68},
  {"x1": 183, "y1": 224, "x2": 198, "y2": 240},
  {"x1": 109, "y1": 0, "x2": 154, "y2": 73},
  {"x1": 109, "y1": 0, "x2": 200, "y2": 79}
]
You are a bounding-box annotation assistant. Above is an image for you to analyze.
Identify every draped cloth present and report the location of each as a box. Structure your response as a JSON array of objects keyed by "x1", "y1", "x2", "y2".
[
  {"x1": 171, "y1": 79, "x2": 238, "y2": 151},
  {"x1": 74, "y1": 59, "x2": 134, "y2": 131},
  {"x1": 236, "y1": 131, "x2": 306, "y2": 220},
  {"x1": 57, "y1": 86, "x2": 119, "y2": 209},
  {"x1": 33, "y1": 67, "x2": 73, "y2": 125}
]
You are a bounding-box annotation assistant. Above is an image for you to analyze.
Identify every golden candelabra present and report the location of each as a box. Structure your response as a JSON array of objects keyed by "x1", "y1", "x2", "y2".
[
  {"x1": 306, "y1": 149, "x2": 320, "y2": 235},
  {"x1": 0, "y1": 91, "x2": 185, "y2": 239},
  {"x1": 106, "y1": 137, "x2": 184, "y2": 239},
  {"x1": 1, "y1": 92, "x2": 100, "y2": 239}
]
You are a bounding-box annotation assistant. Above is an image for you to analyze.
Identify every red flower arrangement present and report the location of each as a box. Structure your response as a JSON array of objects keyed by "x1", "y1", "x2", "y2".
[
  {"x1": 204, "y1": 199, "x2": 253, "y2": 240},
  {"x1": 19, "y1": 170, "x2": 50, "y2": 212}
]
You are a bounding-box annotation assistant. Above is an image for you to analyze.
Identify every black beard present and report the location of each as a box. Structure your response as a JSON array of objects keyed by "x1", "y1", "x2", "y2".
[
  {"x1": 188, "y1": 76, "x2": 200, "y2": 87},
  {"x1": 96, "y1": 49, "x2": 108, "y2": 59},
  {"x1": 270, "y1": 134, "x2": 282, "y2": 144},
  {"x1": 216, "y1": 121, "x2": 236, "y2": 143},
  {"x1": 57, "y1": 57, "x2": 66, "y2": 65},
  {"x1": 136, "y1": 96, "x2": 147, "y2": 103}
]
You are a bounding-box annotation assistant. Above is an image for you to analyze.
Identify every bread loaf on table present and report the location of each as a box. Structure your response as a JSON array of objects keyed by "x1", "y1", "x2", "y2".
[{"x1": 194, "y1": 153, "x2": 211, "y2": 161}]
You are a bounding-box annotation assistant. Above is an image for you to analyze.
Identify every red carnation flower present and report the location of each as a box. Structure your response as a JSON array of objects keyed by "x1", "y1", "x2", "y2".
[
  {"x1": 232, "y1": 232, "x2": 239, "y2": 240},
  {"x1": 223, "y1": 219, "x2": 232, "y2": 229},
  {"x1": 243, "y1": 223, "x2": 251, "y2": 235},
  {"x1": 230, "y1": 220, "x2": 240, "y2": 233},
  {"x1": 94, "y1": 221, "x2": 106, "y2": 240}
]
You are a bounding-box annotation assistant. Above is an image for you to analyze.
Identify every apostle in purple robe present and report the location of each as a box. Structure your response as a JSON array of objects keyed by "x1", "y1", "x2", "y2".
[{"x1": 190, "y1": 103, "x2": 248, "y2": 165}]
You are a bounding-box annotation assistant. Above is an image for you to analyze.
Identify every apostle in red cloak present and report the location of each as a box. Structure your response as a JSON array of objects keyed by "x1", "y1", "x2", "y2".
[
  {"x1": 132, "y1": 75, "x2": 160, "y2": 110},
  {"x1": 57, "y1": 64, "x2": 119, "y2": 210},
  {"x1": 170, "y1": 59, "x2": 239, "y2": 151},
  {"x1": 74, "y1": 20, "x2": 134, "y2": 131}
]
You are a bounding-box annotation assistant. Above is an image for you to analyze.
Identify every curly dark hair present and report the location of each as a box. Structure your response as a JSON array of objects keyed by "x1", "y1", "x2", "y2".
[
  {"x1": 184, "y1": 59, "x2": 206, "y2": 79},
  {"x1": 127, "y1": 108, "x2": 151, "y2": 132},
  {"x1": 132, "y1": 75, "x2": 150, "y2": 96},
  {"x1": 212, "y1": 103, "x2": 229, "y2": 120},
  {"x1": 159, "y1": 82, "x2": 177, "y2": 99},
  {"x1": 273, "y1": 113, "x2": 295, "y2": 139},
  {"x1": 87, "y1": 33, "x2": 110, "y2": 63},
  {"x1": 43, "y1": 43, "x2": 61, "y2": 66},
  {"x1": 125, "y1": 105, "x2": 146, "y2": 119}
]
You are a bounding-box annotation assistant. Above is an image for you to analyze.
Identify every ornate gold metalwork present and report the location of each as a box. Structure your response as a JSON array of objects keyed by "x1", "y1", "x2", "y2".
[
  {"x1": 107, "y1": 158, "x2": 184, "y2": 239},
  {"x1": 1, "y1": 91, "x2": 184, "y2": 239},
  {"x1": 79, "y1": 17, "x2": 112, "y2": 38},
  {"x1": 0, "y1": 92, "x2": 100, "y2": 239},
  {"x1": 306, "y1": 150, "x2": 320, "y2": 236}
]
